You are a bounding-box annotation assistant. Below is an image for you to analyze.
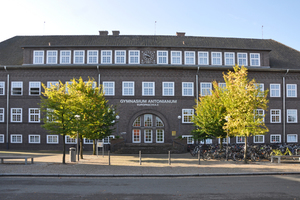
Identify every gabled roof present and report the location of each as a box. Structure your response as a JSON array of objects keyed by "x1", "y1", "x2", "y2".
[{"x1": 0, "y1": 35, "x2": 300, "y2": 69}]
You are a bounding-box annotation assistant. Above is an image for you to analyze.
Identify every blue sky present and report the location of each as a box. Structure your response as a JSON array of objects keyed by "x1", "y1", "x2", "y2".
[{"x1": 1, "y1": 0, "x2": 300, "y2": 51}]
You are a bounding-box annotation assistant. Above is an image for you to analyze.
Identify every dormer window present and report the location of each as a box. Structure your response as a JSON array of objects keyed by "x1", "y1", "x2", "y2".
[
  {"x1": 237, "y1": 53, "x2": 247, "y2": 66},
  {"x1": 250, "y1": 53, "x2": 260, "y2": 66},
  {"x1": 47, "y1": 51, "x2": 57, "y2": 64},
  {"x1": 87, "y1": 50, "x2": 98, "y2": 64},
  {"x1": 74, "y1": 50, "x2": 85, "y2": 64},
  {"x1": 211, "y1": 52, "x2": 222, "y2": 65},
  {"x1": 33, "y1": 51, "x2": 44, "y2": 64},
  {"x1": 115, "y1": 50, "x2": 126, "y2": 64},
  {"x1": 60, "y1": 50, "x2": 71, "y2": 64}
]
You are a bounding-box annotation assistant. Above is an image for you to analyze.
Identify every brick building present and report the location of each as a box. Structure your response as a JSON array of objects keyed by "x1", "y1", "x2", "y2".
[{"x1": 0, "y1": 31, "x2": 300, "y2": 151}]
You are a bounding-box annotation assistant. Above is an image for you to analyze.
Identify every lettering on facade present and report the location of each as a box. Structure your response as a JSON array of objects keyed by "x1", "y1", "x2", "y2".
[{"x1": 120, "y1": 99, "x2": 177, "y2": 106}]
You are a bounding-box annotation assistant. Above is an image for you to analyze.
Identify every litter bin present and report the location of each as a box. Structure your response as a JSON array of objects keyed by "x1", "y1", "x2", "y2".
[{"x1": 69, "y1": 147, "x2": 76, "y2": 162}]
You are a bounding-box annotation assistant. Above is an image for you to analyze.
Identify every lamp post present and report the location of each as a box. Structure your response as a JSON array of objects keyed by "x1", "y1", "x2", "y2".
[
  {"x1": 225, "y1": 116, "x2": 229, "y2": 161},
  {"x1": 116, "y1": 115, "x2": 120, "y2": 136},
  {"x1": 74, "y1": 114, "x2": 80, "y2": 161},
  {"x1": 178, "y1": 115, "x2": 181, "y2": 136}
]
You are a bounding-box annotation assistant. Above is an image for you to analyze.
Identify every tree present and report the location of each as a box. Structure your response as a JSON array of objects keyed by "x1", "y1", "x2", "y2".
[{"x1": 222, "y1": 65, "x2": 269, "y2": 163}]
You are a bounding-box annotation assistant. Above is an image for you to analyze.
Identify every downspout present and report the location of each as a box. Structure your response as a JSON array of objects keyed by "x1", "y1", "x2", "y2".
[
  {"x1": 196, "y1": 67, "x2": 199, "y2": 106},
  {"x1": 283, "y1": 69, "x2": 289, "y2": 144},
  {"x1": 97, "y1": 65, "x2": 100, "y2": 92},
  {"x1": 4, "y1": 66, "x2": 9, "y2": 149}
]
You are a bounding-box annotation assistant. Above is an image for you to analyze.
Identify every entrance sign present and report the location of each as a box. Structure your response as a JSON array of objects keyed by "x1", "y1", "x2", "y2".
[
  {"x1": 120, "y1": 99, "x2": 177, "y2": 107},
  {"x1": 96, "y1": 142, "x2": 104, "y2": 157}
]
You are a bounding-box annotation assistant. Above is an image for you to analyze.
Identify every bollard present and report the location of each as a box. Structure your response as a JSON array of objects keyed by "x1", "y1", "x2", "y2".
[
  {"x1": 139, "y1": 151, "x2": 142, "y2": 165},
  {"x1": 168, "y1": 151, "x2": 171, "y2": 165},
  {"x1": 108, "y1": 150, "x2": 110, "y2": 165},
  {"x1": 198, "y1": 150, "x2": 201, "y2": 165}
]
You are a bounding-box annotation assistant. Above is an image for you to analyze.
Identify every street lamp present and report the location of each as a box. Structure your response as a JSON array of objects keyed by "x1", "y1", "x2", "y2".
[
  {"x1": 116, "y1": 115, "x2": 120, "y2": 136},
  {"x1": 225, "y1": 116, "x2": 229, "y2": 161},
  {"x1": 74, "y1": 114, "x2": 80, "y2": 161},
  {"x1": 178, "y1": 115, "x2": 181, "y2": 136}
]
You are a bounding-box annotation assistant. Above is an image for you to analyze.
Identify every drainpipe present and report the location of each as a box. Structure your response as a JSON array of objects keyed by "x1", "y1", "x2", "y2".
[
  {"x1": 283, "y1": 69, "x2": 289, "y2": 144},
  {"x1": 196, "y1": 67, "x2": 199, "y2": 106},
  {"x1": 4, "y1": 66, "x2": 9, "y2": 149},
  {"x1": 97, "y1": 65, "x2": 100, "y2": 92}
]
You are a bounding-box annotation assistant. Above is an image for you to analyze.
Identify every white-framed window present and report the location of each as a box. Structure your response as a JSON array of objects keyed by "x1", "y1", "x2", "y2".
[
  {"x1": 171, "y1": 51, "x2": 182, "y2": 64},
  {"x1": 29, "y1": 81, "x2": 41, "y2": 95},
  {"x1": 200, "y1": 82, "x2": 212, "y2": 96},
  {"x1": 60, "y1": 50, "x2": 71, "y2": 64},
  {"x1": 129, "y1": 50, "x2": 140, "y2": 64},
  {"x1": 287, "y1": 84, "x2": 297, "y2": 97},
  {"x1": 270, "y1": 134, "x2": 281, "y2": 143},
  {"x1": 122, "y1": 81, "x2": 134, "y2": 96},
  {"x1": 46, "y1": 50, "x2": 58, "y2": 64},
  {"x1": 224, "y1": 52, "x2": 235, "y2": 65},
  {"x1": 237, "y1": 53, "x2": 247, "y2": 66},
  {"x1": 287, "y1": 109, "x2": 297, "y2": 123},
  {"x1": 47, "y1": 81, "x2": 59, "y2": 89},
  {"x1": 29, "y1": 108, "x2": 40, "y2": 123},
  {"x1": 236, "y1": 136, "x2": 245, "y2": 143},
  {"x1": 157, "y1": 51, "x2": 168, "y2": 64},
  {"x1": 84, "y1": 81, "x2": 96, "y2": 89},
  {"x1": 156, "y1": 129, "x2": 164, "y2": 143},
  {"x1": 101, "y1": 50, "x2": 112, "y2": 64},
  {"x1": 182, "y1": 109, "x2": 194, "y2": 123},
  {"x1": 162, "y1": 82, "x2": 174, "y2": 96},
  {"x1": 65, "y1": 81, "x2": 72, "y2": 94},
  {"x1": 102, "y1": 135, "x2": 115, "y2": 144},
  {"x1": 198, "y1": 51, "x2": 208, "y2": 65},
  {"x1": 29, "y1": 135, "x2": 40, "y2": 144},
  {"x1": 47, "y1": 135, "x2": 59, "y2": 144},
  {"x1": 184, "y1": 51, "x2": 195, "y2": 65},
  {"x1": 74, "y1": 50, "x2": 85, "y2": 64},
  {"x1": 11, "y1": 134, "x2": 22, "y2": 143},
  {"x1": 182, "y1": 82, "x2": 194, "y2": 96},
  {"x1": 11, "y1": 108, "x2": 22, "y2": 122},
  {"x1": 255, "y1": 83, "x2": 264, "y2": 97},
  {"x1": 253, "y1": 135, "x2": 264, "y2": 143},
  {"x1": 0, "y1": 81, "x2": 5, "y2": 95},
  {"x1": 103, "y1": 81, "x2": 115, "y2": 96},
  {"x1": 254, "y1": 109, "x2": 264, "y2": 122},
  {"x1": 144, "y1": 129, "x2": 153, "y2": 143},
  {"x1": 87, "y1": 50, "x2": 98, "y2": 64},
  {"x1": 250, "y1": 53, "x2": 260, "y2": 66},
  {"x1": 142, "y1": 82, "x2": 155, "y2": 96},
  {"x1": 133, "y1": 117, "x2": 141, "y2": 127},
  {"x1": 156, "y1": 117, "x2": 164, "y2": 127},
  {"x1": 33, "y1": 50, "x2": 44, "y2": 64},
  {"x1": 218, "y1": 82, "x2": 226, "y2": 89},
  {"x1": 218, "y1": 137, "x2": 230, "y2": 144},
  {"x1": 270, "y1": 109, "x2": 281, "y2": 123},
  {"x1": 200, "y1": 139, "x2": 212, "y2": 144},
  {"x1": 133, "y1": 129, "x2": 141, "y2": 143},
  {"x1": 211, "y1": 52, "x2": 222, "y2": 65},
  {"x1": 287, "y1": 134, "x2": 298, "y2": 143},
  {"x1": 84, "y1": 138, "x2": 94, "y2": 144},
  {"x1": 182, "y1": 135, "x2": 194, "y2": 144},
  {"x1": 0, "y1": 108, "x2": 4, "y2": 122},
  {"x1": 115, "y1": 50, "x2": 126, "y2": 64},
  {"x1": 0, "y1": 134, "x2": 4, "y2": 143},
  {"x1": 270, "y1": 84, "x2": 280, "y2": 97},
  {"x1": 11, "y1": 81, "x2": 23, "y2": 95},
  {"x1": 65, "y1": 135, "x2": 77, "y2": 144},
  {"x1": 144, "y1": 114, "x2": 153, "y2": 127}
]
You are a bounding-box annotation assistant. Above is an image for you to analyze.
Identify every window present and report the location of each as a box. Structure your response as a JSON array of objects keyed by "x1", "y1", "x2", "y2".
[
  {"x1": 219, "y1": 137, "x2": 230, "y2": 144},
  {"x1": 133, "y1": 129, "x2": 141, "y2": 143},
  {"x1": 237, "y1": 53, "x2": 247, "y2": 66},
  {"x1": 270, "y1": 134, "x2": 281, "y2": 143},
  {"x1": 47, "y1": 81, "x2": 59, "y2": 89},
  {"x1": 60, "y1": 50, "x2": 71, "y2": 64},
  {"x1": 182, "y1": 135, "x2": 194, "y2": 144},
  {"x1": 201, "y1": 82, "x2": 212, "y2": 96},
  {"x1": 84, "y1": 138, "x2": 94, "y2": 144},
  {"x1": 47, "y1": 50, "x2": 58, "y2": 64},
  {"x1": 87, "y1": 50, "x2": 98, "y2": 64},
  {"x1": 287, "y1": 134, "x2": 298, "y2": 143},
  {"x1": 287, "y1": 109, "x2": 297, "y2": 123},
  {"x1": 11, "y1": 108, "x2": 22, "y2": 122},
  {"x1": 254, "y1": 109, "x2": 264, "y2": 122},
  {"x1": 29, "y1": 82, "x2": 41, "y2": 95},
  {"x1": 218, "y1": 83, "x2": 226, "y2": 89},
  {"x1": 29, "y1": 108, "x2": 40, "y2": 123},
  {"x1": 103, "y1": 81, "x2": 115, "y2": 96},
  {"x1": 250, "y1": 53, "x2": 260, "y2": 66},
  {"x1": 270, "y1": 84, "x2": 280, "y2": 97},
  {"x1": 84, "y1": 81, "x2": 96, "y2": 89},
  {"x1": 29, "y1": 135, "x2": 40, "y2": 144},
  {"x1": 122, "y1": 81, "x2": 134, "y2": 96},
  {"x1": 182, "y1": 109, "x2": 194, "y2": 123},
  {"x1": 255, "y1": 83, "x2": 264, "y2": 97},
  {"x1": 0, "y1": 108, "x2": 4, "y2": 122},
  {"x1": 144, "y1": 129, "x2": 152, "y2": 143},
  {"x1": 157, "y1": 51, "x2": 168, "y2": 64},
  {"x1": 198, "y1": 51, "x2": 208, "y2": 65},
  {"x1": 103, "y1": 135, "x2": 115, "y2": 144},
  {"x1": 65, "y1": 135, "x2": 77, "y2": 144},
  {"x1": 270, "y1": 109, "x2": 281, "y2": 123},
  {"x1": 156, "y1": 129, "x2": 164, "y2": 143},
  {"x1": 101, "y1": 50, "x2": 112, "y2": 64},
  {"x1": 142, "y1": 82, "x2": 155, "y2": 96},
  {"x1": 144, "y1": 114, "x2": 152, "y2": 127},
  {"x1": 33, "y1": 50, "x2": 44, "y2": 64},
  {"x1": 0, "y1": 81, "x2": 5, "y2": 95},
  {"x1": 287, "y1": 84, "x2": 297, "y2": 97},
  {"x1": 156, "y1": 117, "x2": 164, "y2": 127},
  {"x1": 133, "y1": 117, "x2": 141, "y2": 127},
  {"x1": 65, "y1": 81, "x2": 72, "y2": 94},
  {"x1": 11, "y1": 134, "x2": 22, "y2": 143},
  {"x1": 171, "y1": 51, "x2": 182, "y2": 64},
  {"x1": 254, "y1": 135, "x2": 264, "y2": 143},
  {"x1": 47, "y1": 135, "x2": 59, "y2": 144},
  {"x1": 200, "y1": 139, "x2": 212, "y2": 144},
  {"x1": 211, "y1": 52, "x2": 222, "y2": 65},
  {"x1": 0, "y1": 134, "x2": 4, "y2": 143},
  {"x1": 129, "y1": 50, "x2": 140, "y2": 64},
  {"x1": 236, "y1": 136, "x2": 245, "y2": 143},
  {"x1": 162, "y1": 82, "x2": 174, "y2": 96},
  {"x1": 74, "y1": 50, "x2": 85, "y2": 64},
  {"x1": 11, "y1": 81, "x2": 23, "y2": 95},
  {"x1": 185, "y1": 51, "x2": 195, "y2": 65},
  {"x1": 224, "y1": 52, "x2": 235, "y2": 65},
  {"x1": 115, "y1": 50, "x2": 126, "y2": 64},
  {"x1": 182, "y1": 82, "x2": 194, "y2": 96}
]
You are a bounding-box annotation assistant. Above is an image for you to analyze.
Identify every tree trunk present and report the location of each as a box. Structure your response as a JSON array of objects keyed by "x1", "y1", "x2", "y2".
[
  {"x1": 93, "y1": 140, "x2": 96, "y2": 155},
  {"x1": 80, "y1": 135, "x2": 83, "y2": 159},
  {"x1": 62, "y1": 134, "x2": 66, "y2": 164},
  {"x1": 220, "y1": 138, "x2": 223, "y2": 150},
  {"x1": 244, "y1": 136, "x2": 248, "y2": 164}
]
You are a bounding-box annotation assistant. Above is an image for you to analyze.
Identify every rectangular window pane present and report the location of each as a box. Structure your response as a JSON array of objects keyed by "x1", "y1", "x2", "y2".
[
  {"x1": 142, "y1": 82, "x2": 155, "y2": 96},
  {"x1": 237, "y1": 53, "x2": 247, "y2": 66},
  {"x1": 224, "y1": 52, "x2": 235, "y2": 65},
  {"x1": 182, "y1": 109, "x2": 194, "y2": 123},
  {"x1": 74, "y1": 50, "x2": 85, "y2": 64},
  {"x1": 287, "y1": 109, "x2": 297, "y2": 123},
  {"x1": 60, "y1": 50, "x2": 71, "y2": 64},
  {"x1": 163, "y1": 82, "x2": 174, "y2": 96},
  {"x1": 29, "y1": 82, "x2": 41, "y2": 95},
  {"x1": 287, "y1": 84, "x2": 297, "y2": 97},
  {"x1": 211, "y1": 52, "x2": 222, "y2": 65},
  {"x1": 157, "y1": 51, "x2": 168, "y2": 64},
  {"x1": 185, "y1": 51, "x2": 195, "y2": 65},
  {"x1": 198, "y1": 52, "x2": 208, "y2": 65},
  {"x1": 103, "y1": 81, "x2": 115, "y2": 96},
  {"x1": 33, "y1": 50, "x2": 44, "y2": 64},
  {"x1": 87, "y1": 50, "x2": 98, "y2": 64},
  {"x1": 182, "y1": 82, "x2": 193, "y2": 96},
  {"x1": 201, "y1": 82, "x2": 212, "y2": 96},
  {"x1": 101, "y1": 50, "x2": 112, "y2": 64},
  {"x1": 0, "y1": 82, "x2": 5, "y2": 95},
  {"x1": 250, "y1": 53, "x2": 260, "y2": 66},
  {"x1": 47, "y1": 50, "x2": 58, "y2": 64},
  {"x1": 171, "y1": 51, "x2": 181, "y2": 64},
  {"x1": 129, "y1": 50, "x2": 140, "y2": 64},
  {"x1": 115, "y1": 50, "x2": 126, "y2": 64},
  {"x1": 122, "y1": 81, "x2": 134, "y2": 96},
  {"x1": 270, "y1": 84, "x2": 280, "y2": 97},
  {"x1": 11, "y1": 81, "x2": 23, "y2": 95}
]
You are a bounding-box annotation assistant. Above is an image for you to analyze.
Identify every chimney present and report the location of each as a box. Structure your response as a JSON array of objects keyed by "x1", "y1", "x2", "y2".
[
  {"x1": 176, "y1": 32, "x2": 186, "y2": 36},
  {"x1": 112, "y1": 30, "x2": 120, "y2": 36},
  {"x1": 99, "y1": 31, "x2": 109, "y2": 36}
]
